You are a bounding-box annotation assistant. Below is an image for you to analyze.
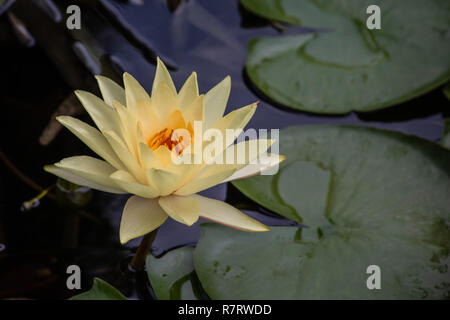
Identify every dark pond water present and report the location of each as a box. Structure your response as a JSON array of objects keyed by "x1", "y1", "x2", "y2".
[{"x1": 0, "y1": 0, "x2": 448, "y2": 299}]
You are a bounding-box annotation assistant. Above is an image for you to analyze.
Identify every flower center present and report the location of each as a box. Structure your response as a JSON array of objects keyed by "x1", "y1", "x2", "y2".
[
  {"x1": 147, "y1": 128, "x2": 174, "y2": 150},
  {"x1": 147, "y1": 127, "x2": 190, "y2": 155}
]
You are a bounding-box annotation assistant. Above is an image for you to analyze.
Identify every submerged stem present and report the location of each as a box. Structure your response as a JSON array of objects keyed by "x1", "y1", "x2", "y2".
[{"x1": 129, "y1": 229, "x2": 158, "y2": 271}]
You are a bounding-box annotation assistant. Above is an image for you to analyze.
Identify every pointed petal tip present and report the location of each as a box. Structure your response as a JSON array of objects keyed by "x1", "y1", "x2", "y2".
[
  {"x1": 202, "y1": 214, "x2": 270, "y2": 233},
  {"x1": 122, "y1": 72, "x2": 133, "y2": 82},
  {"x1": 55, "y1": 115, "x2": 73, "y2": 124},
  {"x1": 119, "y1": 233, "x2": 130, "y2": 245},
  {"x1": 155, "y1": 58, "x2": 171, "y2": 73},
  {"x1": 231, "y1": 222, "x2": 270, "y2": 232},
  {"x1": 156, "y1": 57, "x2": 168, "y2": 71},
  {"x1": 241, "y1": 101, "x2": 258, "y2": 112},
  {"x1": 243, "y1": 221, "x2": 270, "y2": 232},
  {"x1": 189, "y1": 71, "x2": 198, "y2": 84},
  {"x1": 245, "y1": 101, "x2": 258, "y2": 114},
  {"x1": 119, "y1": 229, "x2": 135, "y2": 244},
  {"x1": 74, "y1": 89, "x2": 87, "y2": 95},
  {"x1": 95, "y1": 74, "x2": 117, "y2": 85},
  {"x1": 74, "y1": 90, "x2": 93, "y2": 101},
  {"x1": 193, "y1": 195, "x2": 270, "y2": 232},
  {"x1": 123, "y1": 72, "x2": 140, "y2": 86},
  {"x1": 229, "y1": 217, "x2": 270, "y2": 232}
]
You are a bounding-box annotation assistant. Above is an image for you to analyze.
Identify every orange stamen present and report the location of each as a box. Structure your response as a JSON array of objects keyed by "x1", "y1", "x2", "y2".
[{"x1": 147, "y1": 127, "x2": 192, "y2": 155}]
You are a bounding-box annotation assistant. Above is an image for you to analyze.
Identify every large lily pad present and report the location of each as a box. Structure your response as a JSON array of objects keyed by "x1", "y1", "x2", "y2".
[
  {"x1": 146, "y1": 247, "x2": 201, "y2": 300},
  {"x1": 242, "y1": 0, "x2": 450, "y2": 114},
  {"x1": 194, "y1": 125, "x2": 450, "y2": 299},
  {"x1": 69, "y1": 278, "x2": 127, "y2": 300}
]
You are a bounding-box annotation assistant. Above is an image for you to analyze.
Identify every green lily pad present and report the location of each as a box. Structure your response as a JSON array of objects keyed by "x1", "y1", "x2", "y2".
[
  {"x1": 277, "y1": 161, "x2": 333, "y2": 227},
  {"x1": 146, "y1": 247, "x2": 201, "y2": 300},
  {"x1": 69, "y1": 278, "x2": 127, "y2": 300},
  {"x1": 194, "y1": 125, "x2": 450, "y2": 299},
  {"x1": 242, "y1": 0, "x2": 450, "y2": 114}
]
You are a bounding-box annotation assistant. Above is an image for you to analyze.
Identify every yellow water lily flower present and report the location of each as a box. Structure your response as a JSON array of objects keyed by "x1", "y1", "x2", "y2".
[{"x1": 45, "y1": 58, "x2": 284, "y2": 244}]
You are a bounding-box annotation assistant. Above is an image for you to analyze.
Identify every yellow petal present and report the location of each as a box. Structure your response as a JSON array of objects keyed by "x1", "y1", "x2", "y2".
[
  {"x1": 193, "y1": 194, "x2": 269, "y2": 232},
  {"x1": 214, "y1": 138, "x2": 275, "y2": 167},
  {"x1": 147, "y1": 167, "x2": 179, "y2": 196},
  {"x1": 95, "y1": 75, "x2": 126, "y2": 107},
  {"x1": 204, "y1": 102, "x2": 257, "y2": 154},
  {"x1": 211, "y1": 102, "x2": 257, "y2": 135},
  {"x1": 123, "y1": 72, "x2": 151, "y2": 114},
  {"x1": 45, "y1": 155, "x2": 126, "y2": 194},
  {"x1": 57, "y1": 116, "x2": 124, "y2": 170},
  {"x1": 158, "y1": 195, "x2": 200, "y2": 226},
  {"x1": 181, "y1": 94, "x2": 204, "y2": 124},
  {"x1": 74, "y1": 90, "x2": 120, "y2": 134},
  {"x1": 164, "y1": 160, "x2": 203, "y2": 188},
  {"x1": 152, "y1": 145, "x2": 173, "y2": 167},
  {"x1": 223, "y1": 154, "x2": 286, "y2": 183},
  {"x1": 152, "y1": 57, "x2": 177, "y2": 97},
  {"x1": 164, "y1": 109, "x2": 186, "y2": 130},
  {"x1": 152, "y1": 81, "x2": 178, "y2": 122},
  {"x1": 177, "y1": 72, "x2": 199, "y2": 107},
  {"x1": 136, "y1": 100, "x2": 162, "y2": 138},
  {"x1": 136, "y1": 121, "x2": 146, "y2": 145},
  {"x1": 44, "y1": 165, "x2": 126, "y2": 194},
  {"x1": 204, "y1": 76, "x2": 231, "y2": 129},
  {"x1": 55, "y1": 155, "x2": 120, "y2": 186},
  {"x1": 110, "y1": 170, "x2": 159, "y2": 198},
  {"x1": 173, "y1": 139, "x2": 274, "y2": 195},
  {"x1": 103, "y1": 130, "x2": 146, "y2": 183},
  {"x1": 112, "y1": 101, "x2": 138, "y2": 158},
  {"x1": 138, "y1": 142, "x2": 161, "y2": 171},
  {"x1": 174, "y1": 165, "x2": 237, "y2": 196},
  {"x1": 120, "y1": 195, "x2": 168, "y2": 244}
]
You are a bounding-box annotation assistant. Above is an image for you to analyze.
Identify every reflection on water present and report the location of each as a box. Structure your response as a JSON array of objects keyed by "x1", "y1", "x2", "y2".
[{"x1": 100, "y1": 0, "x2": 446, "y2": 138}]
